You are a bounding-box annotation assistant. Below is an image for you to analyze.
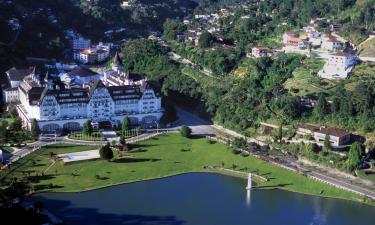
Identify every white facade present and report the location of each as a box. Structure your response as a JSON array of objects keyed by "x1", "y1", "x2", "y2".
[
  {"x1": 72, "y1": 36, "x2": 91, "y2": 50},
  {"x1": 3, "y1": 88, "x2": 19, "y2": 103},
  {"x1": 75, "y1": 46, "x2": 110, "y2": 63},
  {"x1": 283, "y1": 32, "x2": 296, "y2": 44},
  {"x1": 297, "y1": 124, "x2": 351, "y2": 147},
  {"x1": 321, "y1": 36, "x2": 343, "y2": 51},
  {"x1": 318, "y1": 53, "x2": 356, "y2": 79}
]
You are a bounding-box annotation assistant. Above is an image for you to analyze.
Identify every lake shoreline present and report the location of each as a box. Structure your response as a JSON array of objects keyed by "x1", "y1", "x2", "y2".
[{"x1": 31, "y1": 170, "x2": 375, "y2": 207}]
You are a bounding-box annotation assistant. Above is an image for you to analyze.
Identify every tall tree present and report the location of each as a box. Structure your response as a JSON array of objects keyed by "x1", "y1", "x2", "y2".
[
  {"x1": 30, "y1": 119, "x2": 41, "y2": 140},
  {"x1": 122, "y1": 116, "x2": 131, "y2": 133},
  {"x1": 0, "y1": 120, "x2": 8, "y2": 144},
  {"x1": 314, "y1": 93, "x2": 327, "y2": 118},
  {"x1": 198, "y1": 32, "x2": 213, "y2": 48},
  {"x1": 347, "y1": 141, "x2": 362, "y2": 171},
  {"x1": 83, "y1": 120, "x2": 93, "y2": 135},
  {"x1": 323, "y1": 133, "x2": 332, "y2": 151}
]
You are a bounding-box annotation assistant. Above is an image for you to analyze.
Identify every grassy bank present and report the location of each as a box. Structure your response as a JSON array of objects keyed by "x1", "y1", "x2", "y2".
[{"x1": 0, "y1": 134, "x2": 370, "y2": 204}]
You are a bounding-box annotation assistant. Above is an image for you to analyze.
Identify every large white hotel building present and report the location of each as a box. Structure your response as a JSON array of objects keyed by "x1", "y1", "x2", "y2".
[{"x1": 4, "y1": 53, "x2": 163, "y2": 132}]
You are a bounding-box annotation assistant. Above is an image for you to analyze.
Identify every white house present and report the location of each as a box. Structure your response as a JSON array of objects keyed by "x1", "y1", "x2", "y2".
[
  {"x1": 250, "y1": 46, "x2": 272, "y2": 58},
  {"x1": 72, "y1": 36, "x2": 91, "y2": 50},
  {"x1": 322, "y1": 35, "x2": 343, "y2": 51},
  {"x1": 318, "y1": 52, "x2": 356, "y2": 79},
  {"x1": 74, "y1": 42, "x2": 110, "y2": 63},
  {"x1": 283, "y1": 32, "x2": 296, "y2": 44}
]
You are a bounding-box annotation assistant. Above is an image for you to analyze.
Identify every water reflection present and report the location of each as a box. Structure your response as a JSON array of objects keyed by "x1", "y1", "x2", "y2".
[
  {"x1": 34, "y1": 173, "x2": 375, "y2": 225},
  {"x1": 246, "y1": 189, "x2": 251, "y2": 207}
]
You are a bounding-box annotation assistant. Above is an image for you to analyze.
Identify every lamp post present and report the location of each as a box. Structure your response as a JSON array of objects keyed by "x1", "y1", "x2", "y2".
[{"x1": 154, "y1": 121, "x2": 159, "y2": 133}]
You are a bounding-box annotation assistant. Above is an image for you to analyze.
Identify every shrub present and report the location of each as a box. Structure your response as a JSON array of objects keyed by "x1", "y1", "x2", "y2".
[
  {"x1": 99, "y1": 143, "x2": 114, "y2": 160},
  {"x1": 180, "y1": 125, "x2": 192, "y2": 138}
]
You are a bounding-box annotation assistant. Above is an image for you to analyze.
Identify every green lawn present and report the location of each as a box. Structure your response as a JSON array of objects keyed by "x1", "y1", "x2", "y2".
[
  {"x1": 68, "y1": 132, "x2": 105, "y2": 141},
  {"x1": 359, "y1": 38, "x2": 375, "y2": 57},
  {"x1": 0, "y1": 134, "x2": 368, "y2": 204},
  {"x1": 284, "y1": 58, "x2": 331, "y2": 97},
  {"x1": 342, "y1": 62, "x2": 375, "y2": 92},
  {"x1": 356, "y1": 169, "x2": 375, "y2": 183}
]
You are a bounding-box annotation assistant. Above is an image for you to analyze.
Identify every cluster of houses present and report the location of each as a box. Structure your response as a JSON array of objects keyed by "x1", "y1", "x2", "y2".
[
  {"x1": 282, "y1": 29, "x2": 344, "y2": 52},
  {"x1": 174, "y1": 4, "x2": 259, "y2": 47},
  {"x1": 65, "y1": 30, "x2": 112, "y2": 64}
]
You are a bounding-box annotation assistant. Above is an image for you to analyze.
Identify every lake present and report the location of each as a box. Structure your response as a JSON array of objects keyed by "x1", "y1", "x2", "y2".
[{"x1": 33, "y1": 173, "x2": 374, "y2": 225}]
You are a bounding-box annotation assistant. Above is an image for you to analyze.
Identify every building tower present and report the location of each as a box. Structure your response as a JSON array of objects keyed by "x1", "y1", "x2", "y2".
[{"x1": 112, "y1": 52, "x2": 123, "y2": 73}]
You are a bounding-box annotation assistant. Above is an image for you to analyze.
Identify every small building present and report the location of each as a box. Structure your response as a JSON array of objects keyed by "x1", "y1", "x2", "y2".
[
  {"x1": 3, "y1": 67, "x2": 35, "y2": 103},
  {"x1": 322, "y1": 35, "x2": 343, "y2": 51},
  {"x1": 318, "y1": 52, "x2": 356, "y2": 79},
  {"x1": 286, "y1": 38, "x2": 308, "y2": 49},
  {"x1": 72, "y1": 36, "x2": 91, "y2": 50},
  {"x1": 283, "y1": 32, "x2": 296, "y2": 44},
  {"x1": 74, "y1": 45, "x2": 110, "y2": 64},
  {"x1": 251, "y1": 46, "x2": 272, "y2": 58},
  {"x1": 297, "y1": 124, "x2": 351, "y2": 147}
]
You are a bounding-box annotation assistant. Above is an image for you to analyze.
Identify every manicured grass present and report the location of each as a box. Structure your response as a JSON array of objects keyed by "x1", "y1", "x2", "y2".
[
  {"x1": 0, "y1": 134, "x2": 368, "y2": 204},
  {"x1": 342, "y1": 62, "x2": 375, "y2": 92},
  {"x1": 359, "y1": 38, "x2": 375, "y2": 57},
  {"x1": 356, "y1": 169, "x2": 375, "y2": 183},
  {"x1": 284, "y1": 58, "x2": 330, "y2": 96},
  {"x1": 68, "y1": 132, "x2": 105, "y2": 141}
]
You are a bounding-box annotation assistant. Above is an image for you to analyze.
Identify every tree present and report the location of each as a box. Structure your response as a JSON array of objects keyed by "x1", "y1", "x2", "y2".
[
  {"x1": 180, "y1": 125, "x2": 192, "y2": 138},
  {"x1": 198, "y1": 32, "x2": 213, "y2": 48},
  {"x1": 0, "y1": 120, "x2": 8, "y2": 144},
  {"x1": 314, "y1": 93, "x2": 327, "y2": 118},
  {"x1": 347, "y1": 141, "x2": 362, "y2": 171},
  {"x1": 99, "y1": 142, "x2": 114, "y2": 160},
  {"x1": 30, "y1": 119, "x2": 40, "y2": 140},
  {"x1": 9, "y1": 117, "x2": 22, "y2": 131},
  {"x1": 120, "y1": 136, "x2": 126, "y2": 146},
  {"x1": 305, "y1": 143, "x2": 318, "y2": 154},
  {"x1": 122, "y1": 116, "x2": 130, "y2": 133},
  {"x1": 277, "y1": 124, "x2": 283, "y2": 143},
  {"x1": 323, "y1": 133, "x2": 332, "y2": 151},
  {"x1": 83, "y1": 120, "x2": 93, "y2": 135}
]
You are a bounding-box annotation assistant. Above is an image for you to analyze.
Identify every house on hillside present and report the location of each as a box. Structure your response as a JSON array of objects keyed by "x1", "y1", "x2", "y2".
[
  {"x1": 297, "y1": 124, "x2": 351, "y2": 147},
  {"x1": 318, "y1": 52, "x2": 356, "y2": 79},
  {"x1": 322, "y1": 35, "x2": 343, "y2": 51},
  {"x1": 283, "y1": 32, "x2": 296, "y2": 44},
  {"x1": 249, "y1": 46, "x2": 276, "y2": 58}
]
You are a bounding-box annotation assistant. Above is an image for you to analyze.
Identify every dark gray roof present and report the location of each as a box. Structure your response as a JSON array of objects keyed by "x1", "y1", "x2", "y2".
[
  {"x1": 6, "y1": 67, "x2": 34, "y2": 81},
  {"x1": 28, "y1": 87, "x2": 45, "y2": 105},
  {"x1": 66, "y1": 66, "x2": 98, "y2": 77},
  {"x1": 108, "y1": 85, "x2": 142, "y2": 100},
  {"x1": 141, "y1": 80, "x2": 161, "y2": 96},
  {"x1": 41, "y1": 88, "x2": 89, "y2": 104}
]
